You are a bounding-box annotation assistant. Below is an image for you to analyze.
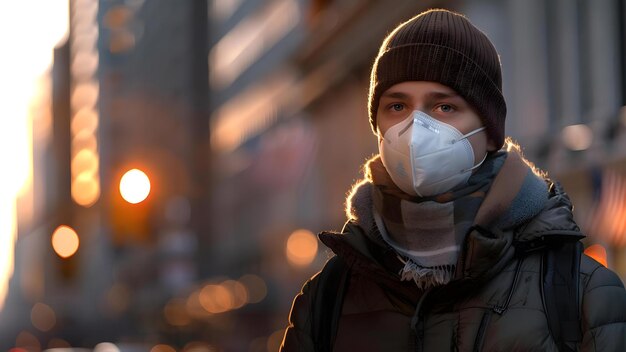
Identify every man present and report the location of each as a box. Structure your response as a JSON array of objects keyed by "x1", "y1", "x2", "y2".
[{"x1": 281, "y1": 9, "x2": 626, "y2": 351}]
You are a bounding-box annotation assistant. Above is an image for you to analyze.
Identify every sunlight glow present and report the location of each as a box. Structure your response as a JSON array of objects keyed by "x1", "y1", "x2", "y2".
[
  {"x1": 211, "y1": 0, "x2": 243, "y2": 21},
  {"x1": 211, "y1": 70, "x2": 295, "y2": 153},
  {"x1": 0, "y1": 0, "x2": 69, "y2": 312},
  {"x1": 209, "y1": 0, "x2": 299, "y2": 89}
]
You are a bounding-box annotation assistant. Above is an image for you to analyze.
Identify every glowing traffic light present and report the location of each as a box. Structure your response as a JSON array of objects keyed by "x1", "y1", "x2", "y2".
[
  {"x1": 110, "y1": 168, "x2": 154, "y2": 246},
  {"x1": 119, "y1": 169, "x2": 151, "y2": 204}
]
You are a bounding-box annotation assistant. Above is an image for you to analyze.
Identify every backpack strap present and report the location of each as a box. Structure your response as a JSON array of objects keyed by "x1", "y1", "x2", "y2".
[
  {"x1": 312, "y1": 255, "x2": 350, "y2": 352},
  {"x1": 541, "y1": 241, "x2": 583, "y2": 352}
]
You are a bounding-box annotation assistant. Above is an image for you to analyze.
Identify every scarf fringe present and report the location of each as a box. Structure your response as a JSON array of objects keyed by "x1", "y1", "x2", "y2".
[{"x1": 398, "y1": 259, "x2": 455, "y2": 290}]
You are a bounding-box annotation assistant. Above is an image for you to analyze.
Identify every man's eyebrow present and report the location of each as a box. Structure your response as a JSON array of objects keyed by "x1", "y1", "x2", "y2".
[
  {"x1": 380, "y1": 91, "x2": 410, "y2": 99},
  {"x1": 380, "y1": 90, "x2": 461, "y2": 100},
  {"x1": 425, "y1": 91, "x2": 460, "y2": 100}
]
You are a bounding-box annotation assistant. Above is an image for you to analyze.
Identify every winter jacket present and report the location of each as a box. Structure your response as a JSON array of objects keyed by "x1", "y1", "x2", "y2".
[{"x1": 281, "y1": 183, "x2": 626, "y2": 351}]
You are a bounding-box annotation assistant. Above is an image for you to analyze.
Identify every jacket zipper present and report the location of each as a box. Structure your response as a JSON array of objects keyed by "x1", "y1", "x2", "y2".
[
  {"x1": 410, "y1": 257, "x2": 524, "y2": 351},
  {"x1": 473, "y1": 257, "x2": 524, "y2": 352},
  {"x1": 473, "y1": 311, "x2": 492, "y2": 352},
  {"x1": 410, "y1": 288, "x2": 434, "y2": 352},
  {"x1": 493, "y1": 257, "x2": 524, "y2": 314}
]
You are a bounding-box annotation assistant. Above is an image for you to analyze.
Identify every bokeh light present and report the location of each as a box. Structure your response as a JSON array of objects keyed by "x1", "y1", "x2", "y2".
[
  {"x1": 72, "y1": 129, "x2": 98, "y2": 152},
  {"x1": 71, "y1": 149, "x2": 99, "y2": 177},
  {"x1": 266, "y1": 329, "x2": 285, "y2": 352},
  {"x1": 94, "y1": 342, "x2": 121, "y2": 352},
  {"x1": 70, "y1": 51, "x2": 99, "y2": 80},
  {"x1": 163, "y1": 298, "x2": 191, "y2": 327},
  {"x1": 285, "y1": 229, "x2": 318, "y2": 267},
  {"x1": 70, "y1": 0, "x2": 100, "y2": 210},
  {"x1": 186, "y1": 290, "x2": 211, "y2": 319},
  {"x1": 562, "y1": 124, "x2": 593, "y2": 151},
  {"x1": 71, "y1": 80, "x2": 99, "y2": 110},
  {"x1": 150, "y1": 344, "x2": 176, "y2": 352},
  {"x1": 238, "y1": 274, "x2": 267, "y2": 304},
  {"x1": 47, "y1": 338, "x2": 71, "y2": 348},
  {"x1": 119, "y1": 168, "x2": 151, "y2": 204},
  {"x1": 109, "y1": 29, "x2": 136, "y2": 53},
  {"x1": 15, "y1": 331, "x2": 40, "y2": 351},
  {"x1": 71, "y1": 107, "x2": 99, "y2": 136},
  {"x1": 104, "y1": 282, "x2": 131, "y2": 316},
  {"x1": 30, "y1": 302, "x2": 56, "y2": 332},
  {"x1": 182, "y1": 341, "x2": 216, "y2": 352},
  {"x1": 248, "y1": 337, "x2": 266, "y2": 352},
  {"x1": 221, "y1": 279, "x2": 248, "y2": 309},
  {"x1": 51, "y1": 225, "x2": 80, "y2": 259},
  {"x1": 103, "y1": 5, "x2": 133, "y2": 29},
  {"x1": 199, "y1": 283, "x2": 234, "y2": 314},
  {"x1": 30, "y1": 303, "x2": 56, "y2": 332},
  {"x1": 72, "y1": 19, "x2": 98, "y2": 43},
  {"x1": 584, "y1": 244, "x2": 608, "y2": 267},
  {"x1": 71, "y1": 172, "x2": 100, "y2": 207}
]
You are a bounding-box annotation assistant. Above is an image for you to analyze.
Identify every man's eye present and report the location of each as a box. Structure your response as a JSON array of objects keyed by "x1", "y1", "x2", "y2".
[
  {"x1": 438, "y1": 104, "x2": 454, "y2": 113},
  {"x1": 391, "y1": 103, "x2": 404, "y2": 112}
]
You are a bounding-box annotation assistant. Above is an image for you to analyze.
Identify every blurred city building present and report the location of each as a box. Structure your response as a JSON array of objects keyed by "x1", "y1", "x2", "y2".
[
  {"x1": 1, "y1": 0, "x2": 213, "y2": 349},
  {"x1": 1, "y1": 0, "x2": 626, "y2": 350}
]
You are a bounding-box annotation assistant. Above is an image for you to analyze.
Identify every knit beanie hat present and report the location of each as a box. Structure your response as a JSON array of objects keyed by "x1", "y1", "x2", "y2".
[{"x1": 368, "y1": 9, "x2": 507, "y2": 149}]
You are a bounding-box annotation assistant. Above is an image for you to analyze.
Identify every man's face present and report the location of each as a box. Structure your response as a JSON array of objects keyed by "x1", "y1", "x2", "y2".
[{"x1": 376, "y1": 81, "x2": 496, "y2": 164}]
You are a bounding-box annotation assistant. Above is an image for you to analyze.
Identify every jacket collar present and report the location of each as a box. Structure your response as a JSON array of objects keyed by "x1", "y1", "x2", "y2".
[{"x1": 513, "y1": 181, "x2": 584, "y2": 247}]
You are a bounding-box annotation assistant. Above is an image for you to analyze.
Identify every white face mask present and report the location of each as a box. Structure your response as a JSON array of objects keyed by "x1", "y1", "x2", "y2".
[{"x1": 379, "y1": 110, "x2": 487, "y2": 197}]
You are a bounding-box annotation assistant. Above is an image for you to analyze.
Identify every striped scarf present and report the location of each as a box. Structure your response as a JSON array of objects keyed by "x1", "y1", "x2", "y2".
[{"x1": 365, "y1": 147, "x2": 548, "y2": 289}]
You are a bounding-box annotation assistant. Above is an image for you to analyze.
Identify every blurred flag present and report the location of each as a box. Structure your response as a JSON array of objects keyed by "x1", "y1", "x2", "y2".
[{"x1": 585, "y1": 168, "x2": 626, "y2": 247}]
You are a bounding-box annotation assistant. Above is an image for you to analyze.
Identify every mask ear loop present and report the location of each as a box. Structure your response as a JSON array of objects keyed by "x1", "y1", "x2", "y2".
[
  {"x1": 460, "y1": 126, "x2": 486, "y2": 140},
  {"x1": 460, "y1": 126, "x2": 488, "y2": 173},
  {"x1": 464, "y1": 152, "x2": 488, "y2": 173}
]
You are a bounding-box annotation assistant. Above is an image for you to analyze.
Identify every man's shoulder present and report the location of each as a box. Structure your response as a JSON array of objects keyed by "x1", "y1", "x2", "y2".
[
  {"x1": 578, "y1": 253, "x2": 626, "y2": 341},
  {"x1": 580, "y1": 254, "x2": 625, "y2": 291}
]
